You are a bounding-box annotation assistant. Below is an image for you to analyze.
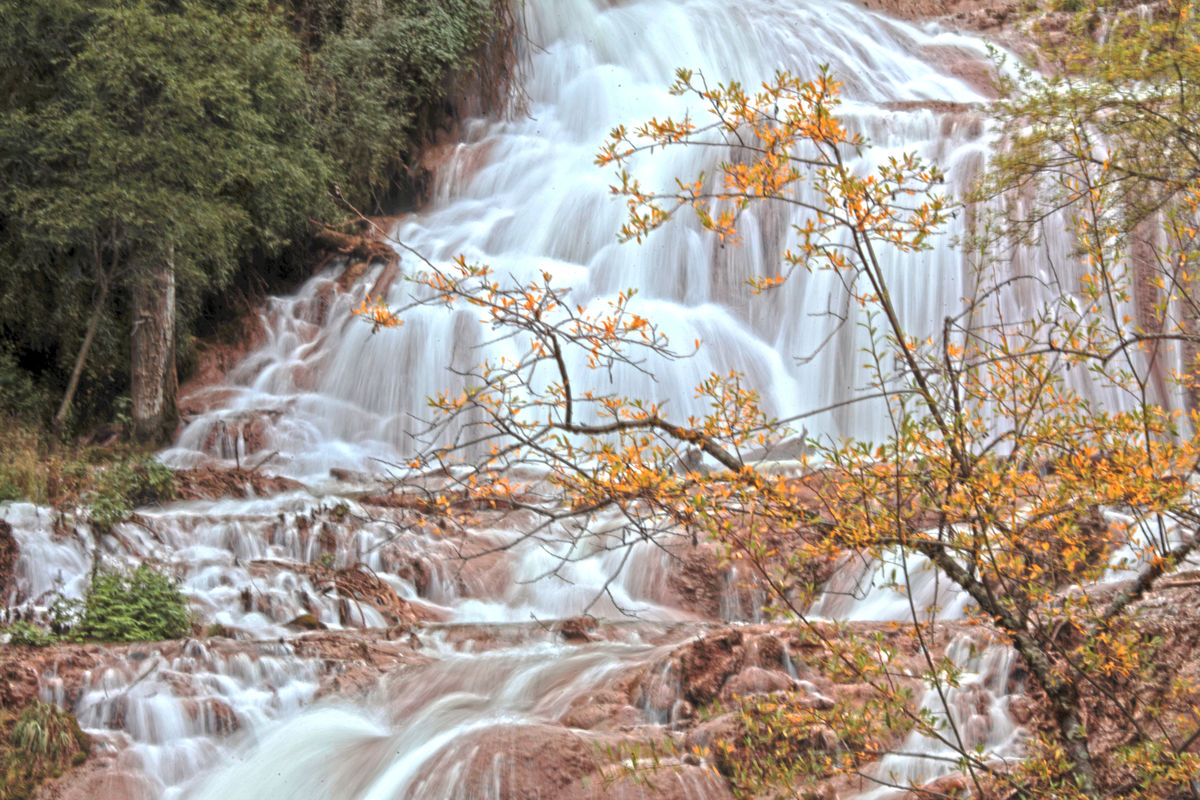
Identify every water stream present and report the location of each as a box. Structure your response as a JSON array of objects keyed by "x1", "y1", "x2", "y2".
[{"x1": 1, "y1": 1, "x2": 1034, "y2": 798}]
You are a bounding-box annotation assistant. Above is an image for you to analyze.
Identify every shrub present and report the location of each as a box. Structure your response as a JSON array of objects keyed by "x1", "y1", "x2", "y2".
[
  {"x1": 0, "y1": 701, "x2": 89, "y2": 800},
  {"x1": 52, "y1": 566, "x2": 192, "y2": 642},
  {"x1": 2, "y1": 621, "x2": 55, "y2": 648},
  {"x1": 86, "y1": 456, "x2": 175, "y2": 532}
]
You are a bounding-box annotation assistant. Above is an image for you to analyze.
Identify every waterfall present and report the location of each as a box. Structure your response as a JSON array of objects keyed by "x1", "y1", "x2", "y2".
[
  {"x1": 163, "y1": 0, "x2": 1005, "y2": 479},
  {"x1": 0, "y1": 1, "x2": 1036, "y2": 798}
]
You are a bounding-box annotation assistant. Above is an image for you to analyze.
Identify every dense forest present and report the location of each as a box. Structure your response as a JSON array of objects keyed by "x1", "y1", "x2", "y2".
[{"x1": 0, "y1": 0, "x2": 513, "y2": 440}]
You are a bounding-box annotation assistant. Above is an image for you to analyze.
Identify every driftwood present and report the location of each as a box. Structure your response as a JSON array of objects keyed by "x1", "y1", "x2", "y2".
[{"x1": 312, "y1": 221, "x2": 397, "y2": 264}]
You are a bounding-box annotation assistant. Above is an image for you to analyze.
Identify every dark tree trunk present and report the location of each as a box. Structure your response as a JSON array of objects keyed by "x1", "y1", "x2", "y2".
[
  {"x1": 130, "y1": 245, "x2": 175, "y2": 443},
  {"x1": 53, "y1": 268, "x2": 111, "y2": 436}
]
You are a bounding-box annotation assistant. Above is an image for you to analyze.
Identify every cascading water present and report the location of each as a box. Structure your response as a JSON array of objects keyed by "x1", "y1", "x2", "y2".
[
  {"x1": 0, "y1": 1, "x2": 1039, "y2": 798},
  {"x1": 163, "y1": 0, "x2": 1006, "y2": 478}
]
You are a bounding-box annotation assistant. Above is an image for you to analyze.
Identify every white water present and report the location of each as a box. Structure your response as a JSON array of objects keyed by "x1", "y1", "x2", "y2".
[
  {"x1": 0, "y1": 1, "x2": 1036, "y2": 798},
  {"x1": 163, "y1": 0, "x2": 1004, "y2": 479}
]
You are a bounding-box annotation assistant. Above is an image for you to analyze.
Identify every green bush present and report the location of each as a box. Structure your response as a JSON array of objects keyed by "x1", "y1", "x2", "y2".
[
  {"x1": 2, "y1": 621, "x2": 55, "y2": 648},
  {"x1": 86, "y1": 456, "x2": 175, "y2": 532},
  {"x1": 51, "y1": 566, "x2": 192, "y2": 642}
]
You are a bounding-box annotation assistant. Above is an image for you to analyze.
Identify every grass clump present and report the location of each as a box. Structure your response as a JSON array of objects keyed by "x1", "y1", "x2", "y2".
[
  {"x1": 0, "y1": 701, "x2": 89, "y2": 800},
  {"x1": 0, "y1": 416, "x2": 175, "y2": 515},
  {"x1": 51, "y1": 565, "x2": 192, "y2": 643}
]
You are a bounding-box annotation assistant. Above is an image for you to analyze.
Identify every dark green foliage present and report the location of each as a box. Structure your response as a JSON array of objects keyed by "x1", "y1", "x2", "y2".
[
  {"x1": 304, "y1": 0, "x2": 508, "y2": 208},
  {"x1": 0, "y1": 0, "x2": 511, "y2": 435},
  {"x1": 85, "y1": 455, "x2": 175, "y2": 532},
  {"x1": 0, "y1": 701, "x2": 89, "y2": 800},
  {"x1": 0, "y1": 349, "x2": 51, "y2": 422},
  {"x1": 51, "y1": 565, "x2": 191, "y2": 642},
  {"x1": 0, "y1": 0, "x2": 334, "y2": 432}
]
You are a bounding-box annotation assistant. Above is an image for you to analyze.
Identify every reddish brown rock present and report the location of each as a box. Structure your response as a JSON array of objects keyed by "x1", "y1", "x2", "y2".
[
  {"x1": 182, "y1": 697, "x2": 240, "y2": 735},
  {"x1": 176, "y1": 315, "x2": 268, "y2": 419},
  {"x1": 556, "y1": 615, "x2": 599, "y2": 643},
  {"x1": 675, "y1": 629, "x2": 744, "y2": 706},
  {"x1": 37, "y1": 765, "x2": 157, "y2": 800},
  {"x1": 172, "y1": 465, "x2": 305, "y2": 501},
  {"x1": 565, "y1": 763, "x2": 736, "y2": 800},
  {"x1": 855, "y1": 0, "x2": 1022, "y2": 30},
  {"x1": 719, "y1": 665, "x2": 797, "y2": 701},
  {"x1": 667, "y1": 542, "x2": 734, "y2": 619},
  {"x1": 0, "y1": 659, "x2": 42, "y2": 709},
  {"x1": 905, "y1": 772, "x2": 972, "y2": 799},
  {"x1": 684, "y1": 712, "x2": 740, "y2": 752},
  {"x1": 0, "y1": 519, "x2": 16, "y2": 600},
  {"x1": 449, "y1": 724, "x2": 598, "y2": 799},
  {"x1": 559, "y1": 700, "x2": 643, "y2": 731}
]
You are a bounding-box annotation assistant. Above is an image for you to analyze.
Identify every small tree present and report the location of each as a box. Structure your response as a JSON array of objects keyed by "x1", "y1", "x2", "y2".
[{"x1": 359, "y1": 9, "x2": 1200, "y2": 799}]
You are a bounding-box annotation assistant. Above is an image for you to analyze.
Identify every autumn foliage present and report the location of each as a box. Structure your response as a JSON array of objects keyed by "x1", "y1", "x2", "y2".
[{"x1": 357, "y1": 7, "x2": 1200, "y2": 797}]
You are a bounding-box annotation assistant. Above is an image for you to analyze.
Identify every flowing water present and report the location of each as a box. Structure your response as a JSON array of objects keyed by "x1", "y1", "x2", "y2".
[
  {"x1": 163, "y1": 0, "x2": 1010, "y2": 478},
  {"x1": 0, "y1": 1, "x2": 1040, "y2": 797}
]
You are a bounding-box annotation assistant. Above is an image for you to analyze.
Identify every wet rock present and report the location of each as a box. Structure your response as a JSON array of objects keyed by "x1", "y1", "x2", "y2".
[
  {"x1": 720, "y1": 666, "x2": 797, "y2": 701},
  {"x1": 195, "y1": 411, "x2": 276, "y2": 461},
  {"x1": 905, "y1": 772, "x2": 972, "y2": 799},
  {"x1": 173, "y1": 466, "x2": 305, "y2": 501},
  {"x1": 176, "y1": 316, "x2": 268, "y2": 419},
  {"x1": 670, "y1": 699, "x2": 695, "y2": 723},
  {"x1": 1007, "y1": 694, "x2": 1033, "y2": 726},
  {"x1": 0, "y1": 660, "x2": 41, "y2": 709},
  {"x1": 0, "y1": 519, "x2": 16, "y2": 601},
  {"x1": 329, "y1": 467, "x2": 371, "y2": 484},
  {"x1": 386, "y1": 555, "x2": 433, "y2": 596},
  {"x1": 676, "y1": 630, "x2": 744, "y2": 706},
  {"x1": 182, "y1": 697, "x2": 240, "y2": 736},
  {"x1": 41, "y1": 766, "x2": 158, "y2": 800},
  {"x1": 451, "y1": 724, "x2": 597, "y2": 799},
  {"x1": 803, "y1": 725, "x2": 841, "y2": 752},
  {"x1": 559, "y1": 701, "x2": 643, "y2": 731},
  {"x1": 556, "y1": 615, "x2": 599, "y2": 643},
  {"x1": 798, "y1": 691, "x2": 836, "y2": 711},
  {"x1": 667, "y1": 542, "x2": 730, "y2": 619},
  {"x1": 684, "y1": 713, "x2": 739, "y2": 751},
  {"x1": 315, "y1": 663, "x2": 382, "y2": 700},
  {"x1": 326, "y1": 563, "x2": 427, "y2": 626},
  {"x1": 286, "y1": 613, "x2": 326, "y2": 630},
  {"x1": 855, "y1": 0, "x2": 1020, "y2": 30},
  {"x1": 566, "y1": 762, "x2": 736, "y2": 800},
  {"x1": 450, "y1": 548, "x2": 514, "y2": 599}
]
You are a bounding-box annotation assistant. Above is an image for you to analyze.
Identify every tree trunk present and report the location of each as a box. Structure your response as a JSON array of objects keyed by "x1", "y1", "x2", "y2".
[
  {"x1": 130, "y1": 245, "x2": 175, "y2": 443},
  {"x1": 53, "y1": 270, "x2": 111, "y2": 436}
]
